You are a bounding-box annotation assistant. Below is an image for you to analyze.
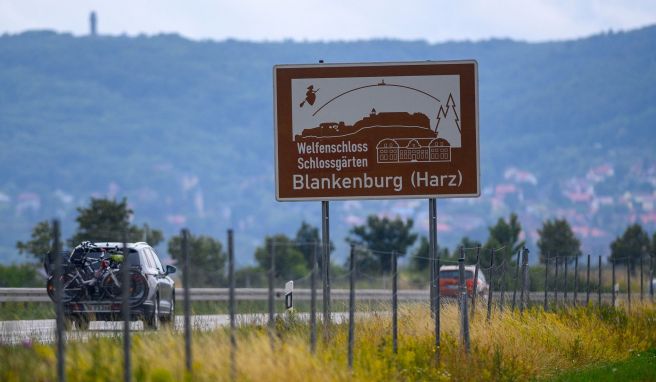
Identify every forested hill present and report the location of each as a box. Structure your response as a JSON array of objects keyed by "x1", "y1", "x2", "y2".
[{"x1": 1, "y1": 26, "x2": 655, "y2": 264}]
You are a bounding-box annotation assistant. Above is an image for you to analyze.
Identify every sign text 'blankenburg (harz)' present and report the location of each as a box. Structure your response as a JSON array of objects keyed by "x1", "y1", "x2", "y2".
[{"x1": 274, "y1": 61, "x2": 479, "y2": 201}]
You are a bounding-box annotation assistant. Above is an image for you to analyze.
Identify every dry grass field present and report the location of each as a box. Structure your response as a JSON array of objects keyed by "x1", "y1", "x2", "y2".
[{"x1": 2, "y1": 302, "x2": 655, "y2": 381}]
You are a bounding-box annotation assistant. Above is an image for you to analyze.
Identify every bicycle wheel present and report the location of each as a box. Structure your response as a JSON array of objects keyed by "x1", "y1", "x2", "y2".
[
  {"x1": 100, "y1": 271, "x2": 120, "y2": 299},
  {"x1": 47, "y1": 273, "x2": 83, "y2": 303},
  {"x1": 101, "y1": 270, "x2": 148, "y2": 306}
]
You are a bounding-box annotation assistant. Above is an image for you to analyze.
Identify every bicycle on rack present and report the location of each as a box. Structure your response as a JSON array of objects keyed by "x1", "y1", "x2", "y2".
[{"x1": 46, "y1": 241, "x2": 147, "y2": 305}]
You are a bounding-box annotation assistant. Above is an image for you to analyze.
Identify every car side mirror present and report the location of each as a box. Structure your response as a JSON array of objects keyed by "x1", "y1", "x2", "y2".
[{"x1": 165, "y1": 265, "x2": 177, "y2": 275}]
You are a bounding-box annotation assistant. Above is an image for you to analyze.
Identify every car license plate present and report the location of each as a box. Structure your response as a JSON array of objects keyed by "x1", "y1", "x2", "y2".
[{"x1": 86, "y1": 304, "x2": 111, "y2": 312}]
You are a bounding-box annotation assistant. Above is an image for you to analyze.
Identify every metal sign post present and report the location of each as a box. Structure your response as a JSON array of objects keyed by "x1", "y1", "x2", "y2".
[
  {"x1": 321, "y1": 201, "x2": 331, "y2": 337},
  {"x1": 429, "y1": 198, "x2": 440, "y2": 363}
]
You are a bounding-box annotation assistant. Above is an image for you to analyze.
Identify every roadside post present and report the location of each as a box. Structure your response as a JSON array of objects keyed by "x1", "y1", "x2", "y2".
[
  {"x1": 471, "y1": 246, "x2": 480, "y2": 318},
  {"x1": 228, "y1": 229, "x2": 236, "y2": 381},
  {"x1": 573, "y1": 254, "x2": 579, "y2": 306},
  {"x1": 429, "y1": 200, "x2": 436, "y2": 315},
  {"x1": 640, "y1": 255, "x2": 644, "y2": 301},
  {"x1": 52, "y1": 219, "x2": 65, "y2": 382},
  {"x1": 458, "y1": 248, "x2": 470, "y2": 353},
  {"x1": 612, "y1": 259, "x2": 616, "y2": 307},
  {"x1": 564, "y1": 256, "x2": 569, "y2": 303},
  {"x1": 430, "y1": 198, "x2": 441, "y2": 363},
  {"x1": 650, "y1": 255, "x2": 654, "y2": 302},
  {"x1": 598, "y1": 256, "x2": 602, "y2": 306},
  {"x1": 499, "y1": 260, "x2": 506, "y2": 312},
  {"x1": 122, "y1": 230, "x2": 131, "y2": 382},
  {"x1": 392, "y1": 250, "x2": 398, "y2": 354},
  {"x1": 310, "y1": 242, "x2": 317, "y2": 353},
  {"x1": 512, "y1": 249, "x2": 520, "y2": 311},
  {"x1": 586, "y1": 254, "x2": 591, "y2": 305},
  {"x1": 627, "y1": 259, "x2": 631, "y2": 312},
  {"x1": 348, "y1": 244, "x2": 356, "y2": 369},
  {"x1": 321, "y1": 201, "x2": 331, "y2": 337},
  {"x1": 285, "y1": 281, "x2": 294, "y2": 311},
  {"x1": 520, "y1": 247, "x2": 529, "y2": 314},
  {"x1": 554, "y1": 257, "x2": 559, "y2": 306},
  {"x1": 486, "y1": 248, "x2": 495, "y2": 322},
  {"x1": 267, "y1": 238, "x2": 275, "y2": 345},
  {"x1": 544, "y1": 256, "x2": 549, "y2": 310},
  {"x1": 182, "y1": 229, "x2": 192, "y2": 375}
]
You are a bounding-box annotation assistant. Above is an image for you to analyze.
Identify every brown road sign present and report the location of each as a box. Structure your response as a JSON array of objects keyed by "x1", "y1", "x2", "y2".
[{"x1": 273, "y1": 61, "x2": 479, "y2": 201}]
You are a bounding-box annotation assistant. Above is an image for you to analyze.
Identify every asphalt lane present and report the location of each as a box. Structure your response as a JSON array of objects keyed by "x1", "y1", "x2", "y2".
[{"x1": 0, "y1": 312, "x2": 353, "y2": 345}]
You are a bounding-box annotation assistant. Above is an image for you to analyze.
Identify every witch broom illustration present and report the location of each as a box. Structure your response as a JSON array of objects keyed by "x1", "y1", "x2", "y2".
[{"x1": 299, "y1": 85, "x2": 319, "y2": 107}]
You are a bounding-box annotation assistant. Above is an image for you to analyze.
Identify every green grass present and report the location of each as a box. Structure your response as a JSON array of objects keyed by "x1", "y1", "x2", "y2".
[{"x1": 549, "y1": 349, "x2": 656, "y2": 381}]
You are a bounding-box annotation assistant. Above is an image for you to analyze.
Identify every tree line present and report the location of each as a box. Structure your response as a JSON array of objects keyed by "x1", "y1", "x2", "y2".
[{"x1": 8, "y1": 197, "x2": 656, "y2": 287}]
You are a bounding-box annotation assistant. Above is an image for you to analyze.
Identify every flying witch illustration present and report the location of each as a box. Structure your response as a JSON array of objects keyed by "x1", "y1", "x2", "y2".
[{"x1": 299, "y1": 85, "x2": 319, "y2": 107}]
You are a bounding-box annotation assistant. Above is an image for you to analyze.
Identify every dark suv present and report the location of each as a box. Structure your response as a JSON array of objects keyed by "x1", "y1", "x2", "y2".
[{"x1": 46, "y1": 242, "x2": 176, "y2": 330}]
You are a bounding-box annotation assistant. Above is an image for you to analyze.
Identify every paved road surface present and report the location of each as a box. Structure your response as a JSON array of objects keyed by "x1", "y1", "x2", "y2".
[{"x1": 0, "y1": 312, "x2": 357, "y2": 345}]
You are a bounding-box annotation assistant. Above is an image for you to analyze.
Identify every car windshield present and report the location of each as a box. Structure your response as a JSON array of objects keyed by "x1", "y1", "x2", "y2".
[{"x1": 440, "y1": 270, "x2": 474, "y2": 279}]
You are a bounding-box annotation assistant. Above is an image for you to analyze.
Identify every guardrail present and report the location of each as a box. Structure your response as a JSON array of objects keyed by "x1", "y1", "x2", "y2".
[
  {"x1": 0, "y1": 288, "x2": 626, "y2": 303},
  {"x1": 0, "y1": 288, "x2": 431, "y2": 303}
]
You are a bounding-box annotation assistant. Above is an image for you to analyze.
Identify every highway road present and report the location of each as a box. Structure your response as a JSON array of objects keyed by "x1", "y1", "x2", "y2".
[{"x1": 0, "y1": 312, "x2": 355, "y2": 345}]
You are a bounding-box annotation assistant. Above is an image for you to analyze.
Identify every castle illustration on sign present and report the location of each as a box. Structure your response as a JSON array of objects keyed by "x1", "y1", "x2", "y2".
[{"x1": 295, "y1": 79, "x2": 462, "y2": 164}]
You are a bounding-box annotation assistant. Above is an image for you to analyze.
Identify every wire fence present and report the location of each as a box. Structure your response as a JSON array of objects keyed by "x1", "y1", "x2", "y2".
[{"x1": 13, "y1": 219, "x2": 656, "y2": 381}]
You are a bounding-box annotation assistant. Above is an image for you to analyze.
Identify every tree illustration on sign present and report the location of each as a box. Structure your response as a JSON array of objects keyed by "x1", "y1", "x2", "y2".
[{"x1": 435, "y1": 93, "x2": 461, "y2": 147}]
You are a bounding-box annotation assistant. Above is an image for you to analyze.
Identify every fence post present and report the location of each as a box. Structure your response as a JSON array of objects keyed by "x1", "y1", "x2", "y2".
[
  {"x1": 499, "y1": 260, "x2": 506, "y2": 313},
  {"x1": 612, "y1": 259, "x2": 616, "y2": 307},
  {"x1": 554, "y1": 256, "x2": 559, "y2": 306},
  {"x1": 512, "y1": 249, "x2": 520, "y2": 311},
  {"x1": 471, "y1": 247, "x2": 480, "y2": 318},
  {"x1": 627, "y1": 259, "x2": 631, "y2": 312},
  {"x1": 267, "y1": 238, "x2": 275, "y2": 343},
  {"x1": 520, "y1": 247, "x2": 529, "y2": 314},
  {"x1": 122, "y1": 230, "x2": 131, "y2": 382},
  {"x1": 348, "y1": 244, "x2": 356, "y2": 369},
  {"x1": 564, "y1": 256, "x2": 569, "y2": 303},
  {"x1": 586, "y1": 254, "x2": 591, "y2": 306},
  {"x1": 598, "y1": 256, "x2": 602, "y2": 306},
  {"x1": 182, "y1": 229, "x2": 192, "y2": 375},
  {"x1": 544, "y1": 256, "x2": 549, "y2": 311},
  {"x1": 228, "y1": 229, "x2": 236, "y2": 381},
  {"x1": 573, "y1": 255, "x2": 579, "y2": 306},
  {"x1": 640, "y1": 255, "x2": 644, "y2": 302},
  {"x1": 310, "y1": 242, "x2": 317, "y2": 354},
  {"x1": 650, "y1": 254, "x2": 654, "y2": 302},
  {"x1": 392, "y1": 250, "x2": 398, "y2": 354},
  {"x1": 52, "y1": 219, "x2": 65, "y2": 382},
  {"x1": 458, "y1": 247, "x2": 470, "y2": 353},
  {"x1": 486, "y1": 249, "x2": 495, "y2": 322}
]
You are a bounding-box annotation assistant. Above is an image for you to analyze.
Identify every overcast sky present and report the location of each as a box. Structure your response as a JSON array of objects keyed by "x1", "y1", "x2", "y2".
[{"x1": 1, "y1": 0, "x2": 655, "y2": 43}]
